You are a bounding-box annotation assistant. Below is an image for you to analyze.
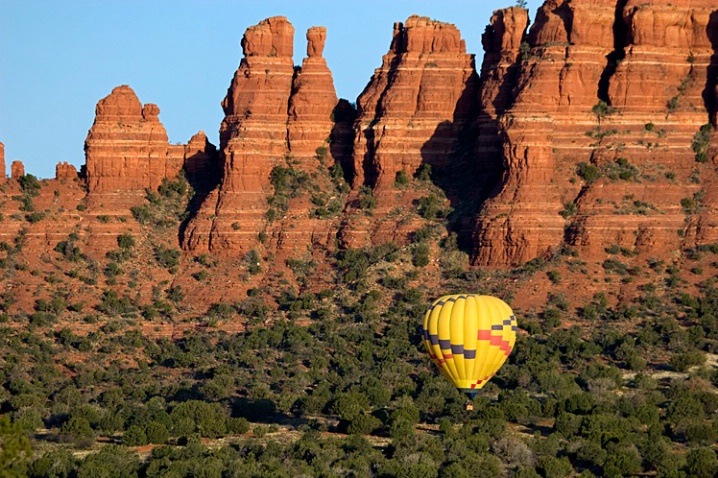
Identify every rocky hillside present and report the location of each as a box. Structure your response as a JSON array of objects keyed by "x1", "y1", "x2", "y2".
[{"x1": 1, "y1": 1, "x2": 717, "y2": 318}]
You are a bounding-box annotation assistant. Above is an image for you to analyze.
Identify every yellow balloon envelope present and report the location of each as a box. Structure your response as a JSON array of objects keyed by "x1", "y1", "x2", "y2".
[{"x1": 421, "y1": 294, "x2": 517, "y2": 398}]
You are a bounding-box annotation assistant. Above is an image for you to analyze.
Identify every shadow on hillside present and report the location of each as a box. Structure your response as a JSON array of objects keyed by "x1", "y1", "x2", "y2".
[
  {"x1": 418, "y1": 100, "x2": 503, "y2": 255},
  {"x1": 329, "y1": 99, "x2": 357, "y2": 185},
  {"x1": 178, "y1": 149, "x2": 222, "y2": 247},
  {"x1": 704, "y1": 10, "x2": 718, "y2": 126}
]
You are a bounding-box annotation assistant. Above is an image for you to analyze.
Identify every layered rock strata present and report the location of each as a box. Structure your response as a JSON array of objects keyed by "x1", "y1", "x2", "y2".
[
  {"x1": 476, "y1": 7, "x2": 530, "y2": 168},
  {"x1": 55, "y1": 162, "x2": 78, "y2": 180},
  {"x1": 473, "y1": 0, "x2": 718, "y2": 266},
  {"x1": 351, "y1": 15, "x2": 480, "y2": 190},
  {"x1": 84, "y1": 85, "x2": 185, "y2": 211},
  {"x1": 287, "y1": 26, "x2": 338, "y2": 164},
  {"x1": 340, "y1": 16, "x2": 481, "y2": 249},
  {"x1": 183, "y1": 17, "x2": 342, "y2": 257}
]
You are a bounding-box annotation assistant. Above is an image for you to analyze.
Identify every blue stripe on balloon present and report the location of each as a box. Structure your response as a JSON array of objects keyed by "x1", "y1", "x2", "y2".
[
  {"x1": 464, "y1": 349, "x2": 476, "y2": 359},
  {"x1": 427, "y1": 295, "x2": 467, "y2": 313},
  {"x1": 451, "y1": 344, "x2": 464, "y2": 354}
]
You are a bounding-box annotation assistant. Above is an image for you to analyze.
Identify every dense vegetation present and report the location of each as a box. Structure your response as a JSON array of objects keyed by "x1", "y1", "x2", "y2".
[
  {"x1": 1, "y1": 240, "x2": 718, "y2": 477},
  {"x1": 1, "y1": 167, "x2": 718, "y2": 477}
]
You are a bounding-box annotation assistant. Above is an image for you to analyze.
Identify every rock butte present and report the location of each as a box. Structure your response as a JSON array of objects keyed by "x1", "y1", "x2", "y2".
[
  {"x1": 55, "y1": 162, "x2": 78, "y2": 181},
  {"x1": 0, "y1": 2, "x2": 717, "y2": 313},
  {"x1": 182, "y1": 16, "x2": 343, "y2": 258},
  {"x1": 472, "y1": 0, "x2": 718, "y2": 266},
  {"x1": 11, "y1": 160, "x2": 24, "y2": 179},
  {"x1": 84, "y1": 85, "x2": 186, "y2": 212}
]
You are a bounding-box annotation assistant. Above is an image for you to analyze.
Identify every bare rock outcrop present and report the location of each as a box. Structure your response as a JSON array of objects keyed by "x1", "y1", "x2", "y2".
[
  {"x1": 338, "y1": 16, "x2": 480, "y2": 249},
  {"x1": 287, "y1": 26, "x2": 338, "y2": 164},
  {"x1": 351, "y1": 15, "x2": 479, "y2": 190},
  {"x1": 183, "y1": 131, "x2": 220, "y2": 188},
  {"x1": 183, "y1": 18, "x2": 343, "y2": 258},
  {"x1": 472, "y1": 0, "x2": 718, "y2": 266},
  {"x1": 55, "y1": 162, "x2": 78, "y2": 180},
  {"x1": 0, "y1": 142, "x2": 4, "y2": 179},
  {"x1": 84, "y1": 85, "x2": 184, "y2": 211},
  {"x1": 184, "y1": 17, "x2": 297, "y2": 255},
  {"x1": 11, "y1": 160, "x2": 24, "y2": 179}
]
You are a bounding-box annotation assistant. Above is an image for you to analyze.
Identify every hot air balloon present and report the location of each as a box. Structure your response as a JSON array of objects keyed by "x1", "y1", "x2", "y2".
[{"x1": 421, "y1": 294, "x2": 517, "y2": 402}]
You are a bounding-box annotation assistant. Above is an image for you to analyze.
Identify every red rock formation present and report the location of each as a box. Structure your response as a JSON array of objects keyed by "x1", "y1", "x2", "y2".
[
  {"x1": 287, "y1": 26, "x2": 339, "y2": 164},
  {"x1": 0, "y1": 142, "x2": 4, "y2": 179},
  {"x1": 184, "y1": 18, "x2": 344, "y2": 258},
  {"x1": 84, "y1": 85, "x2": 185, "y2": 210},
  {"x1": 183, "y1": 131, "x2": 219, "y2": 186},
  {"x1": 337, "y1": 16, "x2": 481, "y2": 250},
  {"x1": 479, "y1": 8, "x2": 529, "y2": 120},
  {"x1": 218, "y1": 17, "x2": 295, "y2": 150},
  {"x1": 472, "y1": 0, "x2": 718, "y2": 266},
  {"x1": 11, "y1": 160, "x2": 24, "y2": 179},
  {"x1": 55, "y1": 162, "x2": 78, "y2": 180},
  {"x1": 476, "y1": 8, "x2": 530, "y2": 205},
  {"x1": 609, "y1": 0, "x2": 716, "y2": 114},
  {"x1": 184, "y1": 17, "x2": 296, "y2": 255},
  {"x1": 351, "y1": 15, "x2": 479, "y2": 190}
]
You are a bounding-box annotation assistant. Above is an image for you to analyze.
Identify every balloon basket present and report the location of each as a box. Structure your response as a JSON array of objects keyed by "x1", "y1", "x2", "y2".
[{"x1": 465, "y1": 402, "x2": 474, "y2": 411}]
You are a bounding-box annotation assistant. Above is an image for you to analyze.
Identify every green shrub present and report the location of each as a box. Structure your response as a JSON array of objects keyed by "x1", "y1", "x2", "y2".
[
  {"x1": 576, "y1": 162, "x2": 599, "y2": 184},
  {"x1": 130, "y1": 205, "x2": 152, "y2": 224},
  {"x1": 416, "y1": 163, "x2": 432, "y2": 181},
  {"x1": 592, "y1": 100, "x2": 616, "y2": 119},
  {"x1": 691, "y1": 124, "x2": 713, "y2": 163},
  {"x1": 547, "y1": 270, "x2": 561, "y2": 284},
  {"x1": 412, "y1": 243, "x2": 430, "y2": 267},
  {"x1": 154, "y1": 246, "x2": 181, "y2": 270},
  {"x1": 145, "y1": 421, "x2": 169, "y2": 444},
  {"x1": 117, "y1": 234, "x2": 135, "y2": 250},
  {"x1": 25, "y1": 212, "x2": 45, "y2": 223},
  {"x1": 18, "y1": 175, "x2": 41, "y2": 195},
  {"x1": 395, "y1": 170, "x2": 410, "y2": 187},
  {"x1": 417, "y1": 193, "x2": 443, "y2": 219},
  {"x1": 122, "y1": 425, "x2": 147, "y2": 446},
  {"x1": 358, "y1": 186, "x2": 376, "y2": 210}
]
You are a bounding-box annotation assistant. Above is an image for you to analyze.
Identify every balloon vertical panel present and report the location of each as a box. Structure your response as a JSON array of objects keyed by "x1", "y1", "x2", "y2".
[{"x1": 422, "y1": 294, "x2": 517, "y2": 397}]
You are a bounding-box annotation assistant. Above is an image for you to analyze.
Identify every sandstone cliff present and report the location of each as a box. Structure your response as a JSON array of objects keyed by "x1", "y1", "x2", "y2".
[
  {"x1": 183, "y1": 17, "x2": 343, "y2": 259},
  {"x1": 55, "y1": 162, "x2": 78, "y2": 181},
  {"x1": 0, "y1": 142, "x2": 4, "y2": 179},
  {"x1": 337, "y1": 16, "x2": 481, "y2": 249},
  {"x1": 2, "y1": 6, "x2": 718, "y2": 318},
  {"x1": 287, "y1": 26, "x2": 338, "y2": 163},
  {"x1": 350, "y1": 15, "x2": 479, "y2": 190},
  {"x1": 84, "y1": 85, "x2": 185, "y2": 211},
  {"x1": 473, "y1": 0, "x2": 718, "y2": 267}
]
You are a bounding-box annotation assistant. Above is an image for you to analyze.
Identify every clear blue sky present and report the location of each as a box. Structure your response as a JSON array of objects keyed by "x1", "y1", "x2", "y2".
[{"x1": 0, "y1": 1, "x2": 541, "y2": 179}]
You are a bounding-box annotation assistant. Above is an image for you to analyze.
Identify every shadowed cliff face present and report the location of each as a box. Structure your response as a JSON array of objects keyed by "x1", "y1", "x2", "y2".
[
  {"x1": 76, "y1": 6, "x2": 718, "y2": 270},
  {"x1": 706, "y1": 10, "x2": 718, "y2": 125},
  {"x1": 350, "y1": 15, "x2": 480, "y2": 192}
]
